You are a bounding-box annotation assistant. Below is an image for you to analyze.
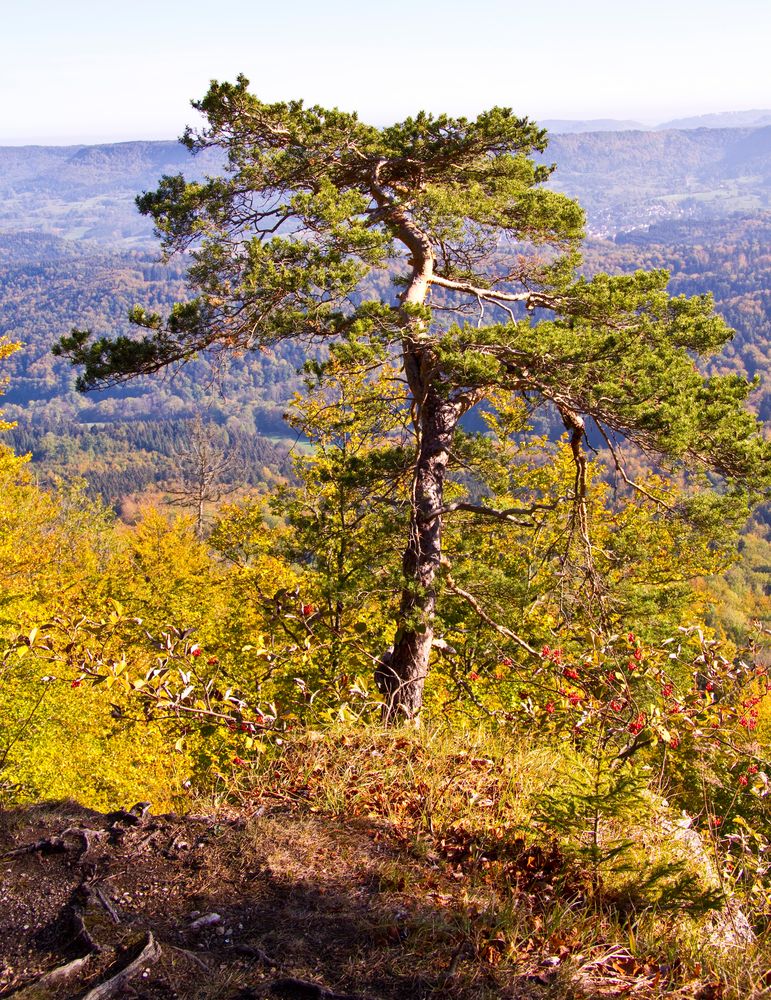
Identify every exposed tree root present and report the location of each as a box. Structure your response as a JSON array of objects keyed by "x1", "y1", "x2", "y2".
[
  {"x1": 80, "y1": 932, "x2": 161, "y2": 1000},
  {"x1": 268, "y1": 978, "x2": 372, "y2": 1000},
  {"x1": 1, "y1": 826, "x2": 105, "y2": 859},
  {"x1": 8, "y1": 954, "x2": 97, "y2": 997}
]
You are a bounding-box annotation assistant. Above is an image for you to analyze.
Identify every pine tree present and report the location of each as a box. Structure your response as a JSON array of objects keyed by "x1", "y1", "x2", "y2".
[{"x1": 56, "y1": 77, "x2": 771, "y2": 721}]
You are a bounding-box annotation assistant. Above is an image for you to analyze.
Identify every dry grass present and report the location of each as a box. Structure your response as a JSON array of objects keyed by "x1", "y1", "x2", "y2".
[
  {"x1": 2, "y1": 726, "x2": 771, "y2": 998},
  {"x1": 229, "y1": 725, "x2": 771, "y2": 999}
]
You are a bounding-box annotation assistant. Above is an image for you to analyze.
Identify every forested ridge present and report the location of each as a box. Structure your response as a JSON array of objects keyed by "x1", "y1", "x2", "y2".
[
  {"x1": 2, "y1": 213, "x2": 770, "y2": 510},
  {"x1": 2, "y1": 107, "x2": 771, "y2": 999},
  {"x1": 590, "y1": 214, "x2": 771, "y2": 416}
]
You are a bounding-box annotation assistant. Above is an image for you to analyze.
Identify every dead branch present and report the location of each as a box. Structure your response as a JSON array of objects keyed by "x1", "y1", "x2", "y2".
[
  {"x1": 11, "y1": 954, "x2": 96, "y2": 997},
  {"x1": 420, "y1": 499, "x2": 557, "y2": 525},
  {"x1": 93, "y1": 884, "x2": 121, "y2": 924},
  {"x1": 596, "y1": 422, "x2": 676, "y2": 511},
  {"x1": 428, "y1": 273, "x2": 558, "y2": 313},
  {"x1": 443, "y1": 572, "x2": 539, "y2": 657},
  {"x1": 269, "y1": 978, "x2": 371, "y2": 1000}
]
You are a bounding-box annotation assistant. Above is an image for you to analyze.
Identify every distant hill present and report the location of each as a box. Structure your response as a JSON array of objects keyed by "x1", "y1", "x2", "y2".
[
  {"x1": 541, "y1": 110, "x2": 771, "y2": 133},
  {"x1": 0, "y1": 141, "x2": 223, "y2": 247},
  {"x1": 2, "y1": 125, "x2": 770, "y2": 246},
  {"x1": 541, "y1": 118, "x2": 646, "y2": 134},
  {"x1": 656, "y1": 110, "x2": 771, "y2": 130},
  {"x1": 0, "y1": 128, "x2": 769, "y2": 502},
  {"x1": 544, "y1": 126, "x2": 771, "y2": 236}
]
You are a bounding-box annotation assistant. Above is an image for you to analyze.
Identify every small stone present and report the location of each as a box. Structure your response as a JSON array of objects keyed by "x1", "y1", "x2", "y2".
[{"x1": 189, "y1": 912, "x2": 221, "y2": 931}]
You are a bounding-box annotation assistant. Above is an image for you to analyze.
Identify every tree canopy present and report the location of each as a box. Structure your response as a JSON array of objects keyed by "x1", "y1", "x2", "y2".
[{"x1": 57, "y1": 76, "x2": 771, "y2": 721}]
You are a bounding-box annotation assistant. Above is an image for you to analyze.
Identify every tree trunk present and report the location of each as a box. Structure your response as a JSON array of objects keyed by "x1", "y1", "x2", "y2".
[
  {"x1": 196, "y1": 495, "x2": 205, "y2": 540},
  {"x1": 367, "y1": 178, "x2": 456, "y2": 723},
  {"x1": 380, "y1": 384, "x2": 462, "y2": 722}
]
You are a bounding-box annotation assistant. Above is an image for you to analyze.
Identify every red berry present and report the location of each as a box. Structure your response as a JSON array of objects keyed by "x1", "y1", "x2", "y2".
[
  {"x1": 544, "y1": 702, "x2": 555, "y2": 714},
  {"x1": 301, "y1": 604, "x2": 315, "y2": 616}
]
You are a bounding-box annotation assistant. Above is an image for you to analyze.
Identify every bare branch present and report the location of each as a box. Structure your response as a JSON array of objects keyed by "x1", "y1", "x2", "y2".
[
  {"x1": 429, "y1": 273, "x2": 559, "y2": 314},
  {"x1": 596, "y1": 423, "x2": 676, "y2": 512},
  {"x1": 420, "y1": 499, "x2": 558, "y2": 525},
  {"x1": 443, "y1": 572, "x2": 539, "y2": 657}
]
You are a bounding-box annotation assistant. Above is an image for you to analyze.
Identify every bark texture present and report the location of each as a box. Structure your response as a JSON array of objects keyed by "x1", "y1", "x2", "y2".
[
  {"x1": 381, "y1": 385, "x2": 462, "y2": 721},
  {"x1": 368, "y1": 186, "x2": 461, "y2": 721}
]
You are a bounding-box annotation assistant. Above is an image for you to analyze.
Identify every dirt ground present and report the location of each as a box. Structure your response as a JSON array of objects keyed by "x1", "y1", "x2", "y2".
[{"x1": 0, "y1": 800, "x2": 542, "y2": 1000}]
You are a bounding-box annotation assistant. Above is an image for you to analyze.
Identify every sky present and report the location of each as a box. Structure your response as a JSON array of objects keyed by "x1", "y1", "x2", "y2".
[{"x1": 2, "y1": 0, "x2": 770, "y2": 144}]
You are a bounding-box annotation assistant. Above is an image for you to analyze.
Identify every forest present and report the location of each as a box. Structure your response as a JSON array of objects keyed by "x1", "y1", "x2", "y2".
[{"x1": 2, "y1": 90, "x2": 771, "y2": 1000}]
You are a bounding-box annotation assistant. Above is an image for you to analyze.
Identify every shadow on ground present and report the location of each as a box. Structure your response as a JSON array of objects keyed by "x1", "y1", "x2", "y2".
[{"x1": 0, "y1": 800, "x2": 543, "y2": 1000}]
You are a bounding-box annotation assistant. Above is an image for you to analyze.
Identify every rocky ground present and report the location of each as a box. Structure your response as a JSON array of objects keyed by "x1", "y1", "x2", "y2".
[
  {"x1": 0, "y1": 800, "x2": 542, "y2": 1000},
  {"x1": 0, "y1": 786, "x2": 746, "y2": 1000}
]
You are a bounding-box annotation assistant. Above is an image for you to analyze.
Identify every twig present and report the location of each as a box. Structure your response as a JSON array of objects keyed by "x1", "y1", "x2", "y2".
[
  {"x1": 420, "y1": 499, "x2": 554, "y2": 525},
  {"x1": 229, "y1": 942, "x2": 281, "y2": 967},
  {"x1": 93, "y1": 884, "x2": 121, "y2": 924},
  {"x1": 168, "y1": 944, "x2": 211, "y2": 970}
]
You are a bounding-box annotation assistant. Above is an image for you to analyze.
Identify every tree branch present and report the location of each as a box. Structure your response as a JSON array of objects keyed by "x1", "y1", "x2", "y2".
[
  {"x1": 443, "y1": 571, "x2": 539, "y2": 656},
  {"x1": 596, "y1": 423, "x2": 676, "y2": 512},
  {"x1": 429, "y1": 273, "x2": 558, "y2": 313},
  {"x1": 421, "y1": 499, "x2": 557, "y2": 525}
]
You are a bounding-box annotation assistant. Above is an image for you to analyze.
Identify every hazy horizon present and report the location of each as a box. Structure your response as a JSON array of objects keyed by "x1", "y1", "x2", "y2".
[
  {"x1": 2, "y1": 0, "x2": 770, "y2": 146},
  {"x1": 4, "y1": 108, "x2": 771, "y2": 148}
]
